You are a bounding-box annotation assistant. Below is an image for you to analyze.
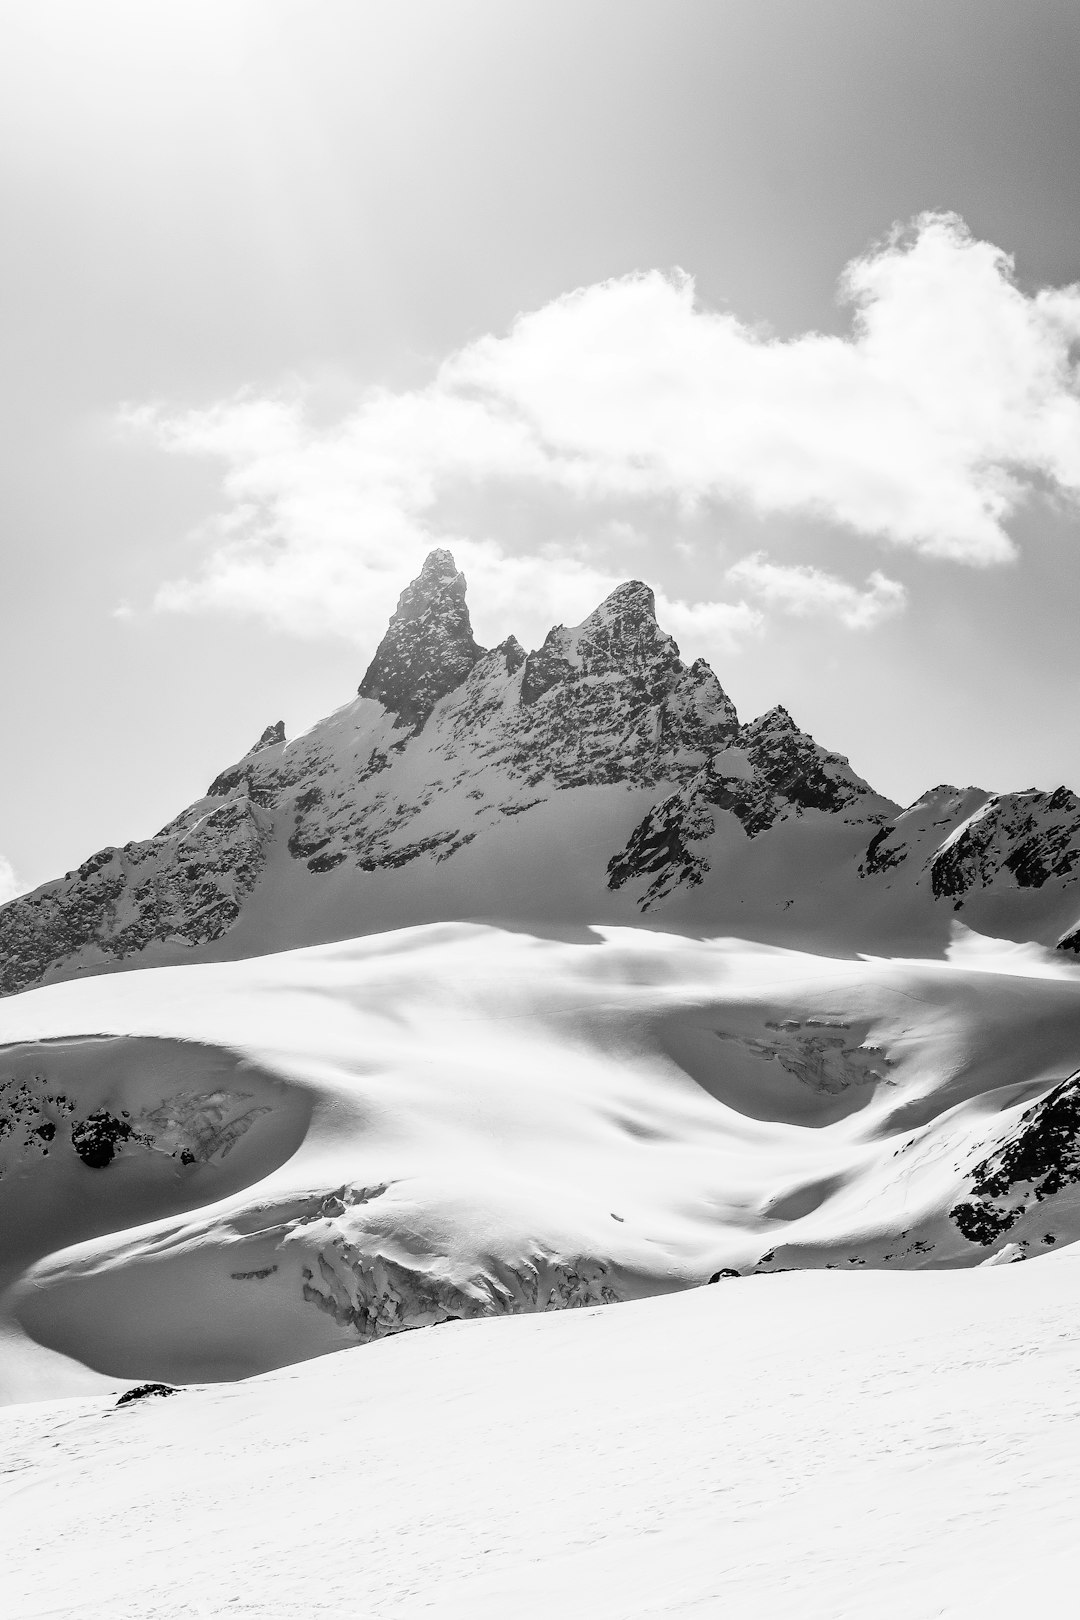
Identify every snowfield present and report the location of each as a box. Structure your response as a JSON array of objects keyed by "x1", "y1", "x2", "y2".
[
  {"x1": 4, "y1": 921, "x2": 1080, "y2": 1398},
  {"x1": 4, "y1": 918, "x2": 1080, "y2": 1614},
  {"x1": 5, "y1": 1258, "x2": 1080, "y2": 1618}
]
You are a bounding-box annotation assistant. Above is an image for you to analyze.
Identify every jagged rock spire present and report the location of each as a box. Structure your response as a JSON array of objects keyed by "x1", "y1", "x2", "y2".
[
  {"x1": 245, "y1": 721, "x2": 285, "y2": 757},
  {"x1": 358, "y1": 550, "x2": 485, "y2": 729},
  {"x1": 520, "y1": 579, "x2": 673, "y2": 707}
]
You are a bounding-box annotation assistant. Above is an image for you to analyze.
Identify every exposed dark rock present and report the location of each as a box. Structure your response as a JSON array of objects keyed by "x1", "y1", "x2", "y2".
[
  {"x1": 0, "y1": 797, "x2": 272, "y2": 997},
  {"x1": 861, "y1": 823, "x2": 899, "y2": 875},
  {"x1": 931, "y1": 789, "x2": 1080, "y2": 897},
  {"x1": 115, "y1": 1383, "x2": 180, "y2": 1406},
  {"x1": 499, "y1": 635, "x2": 526, "y2": 675},
  {"x1": 71, "y1": 1109, "x2": 138, "y2": 1169},
  {"x1": 511, "y1": 582, "x2": 738, "y2": 793},
  {"x1": 858, "y1": 784, "x2": 1080, "y2": 904},
  {"x1": 249, "y1": 720, "x2": 285, "y2": 754},
  {"x1": 206, "y1": 722, "x2": 286, "y2": 797},
  {"x1": 950, "y1": 1069, "x2": 1080, "y2": 1245},
  {"x1": 608, "y1": 707, "x2": 893, "y2": 907},
  {"x1": 950, "y1": 1198, "x2": 1020, "y2": 1246},
  {"x1": 741, "y1": 707, "x2": 869, "y2": 824},
  {"x1": 519, "y1": 628, "x2": 574, "y2": 707},
  {"x1": 358, "y1": 549, "x2": 485, "y2": 729}
]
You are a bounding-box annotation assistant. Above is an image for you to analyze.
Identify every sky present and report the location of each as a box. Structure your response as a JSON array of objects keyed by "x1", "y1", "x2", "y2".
[{"x1": 2, "y1": 0, "x2": 1080, "y2": 894}]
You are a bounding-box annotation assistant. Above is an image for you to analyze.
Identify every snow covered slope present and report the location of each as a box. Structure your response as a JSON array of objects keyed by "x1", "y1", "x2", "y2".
[
  {"x1": 6, "y1": 1256, "x2": 1080, "y2": 1619},
  {"x1": 5, "y1": 548, "x2": 1080, "y2": 995},
  {"x1": 4, "y1": 921, "x2": 1080, "y2": 1404},
  {"x1": 5, "y1": 916, "x2": 1080, "y2": 1619}
]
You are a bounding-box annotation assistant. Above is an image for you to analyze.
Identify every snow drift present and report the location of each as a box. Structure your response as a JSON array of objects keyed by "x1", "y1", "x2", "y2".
[{"x1": 4, "y1": 921, "x2": 1080, "y2": 1402}]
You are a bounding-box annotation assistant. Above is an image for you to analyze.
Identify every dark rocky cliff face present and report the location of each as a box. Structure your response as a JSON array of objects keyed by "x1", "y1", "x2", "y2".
[
  {"x1": 857, "y1": 784, "x2": 1080, "y2": 941},
  {"x1": 357, "y1": 548, "x2": 485, "y2": 729},
  {"x1": 1, "y1": 548, "x2": 1079, "y2": 997},
  {"x1": 607, "y1": 704, "x2": 894, "y2": 909},
  {"x1": 0, "y1": 798, "x2": 272, "y2": 996},
  {"x1": 504, "y1": 579, "x2": 739, "y2": 792}
]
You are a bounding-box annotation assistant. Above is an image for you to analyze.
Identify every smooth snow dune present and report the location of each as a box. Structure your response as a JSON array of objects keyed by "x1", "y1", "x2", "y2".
[
  {"x1": 3, "y1": 921, "x2": 1080, "y2": 1400},
  {"x1": 4, "y1": 1257, "x2": 1080, "y2": 1619}
]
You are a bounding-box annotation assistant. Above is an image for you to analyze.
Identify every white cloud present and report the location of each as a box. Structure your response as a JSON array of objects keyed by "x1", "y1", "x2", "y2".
[
  {"x1": 726, "y1": 554, "x2": 907, "y2": 630},
  {"x1": 129, "y1": 398, "x2": 762, "y2": 655},
  {"x1": 127, "y1": 212, "x2": 1080, "y2": 648},
  {"x1": 657, "y1": 594, "x2": 764, "y2": 652},
  {"x1": 0, "y1": 856, "x2": 25, "y2": 905},
  {"x1": 448, "y1": 215, "x2": 1080, "y2": 560}
]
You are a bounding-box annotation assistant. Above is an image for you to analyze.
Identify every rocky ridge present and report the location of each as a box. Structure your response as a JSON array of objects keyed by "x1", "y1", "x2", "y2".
[
  {"x1": 859, "y1": 784, "x2": 1080, "y2": 933},
  {"x1": 1, "y1": 549, "x2": 1080, "y2": 993},
  {"x1": 608, "y1": 705, "x2": 894, "y2": 908}
]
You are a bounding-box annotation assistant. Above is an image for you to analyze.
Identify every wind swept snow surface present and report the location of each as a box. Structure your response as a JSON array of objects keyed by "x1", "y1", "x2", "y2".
[
  {"x1": 4, "y1": 922, "x2": 1080, "y2": 1400},
  {"x1": 5, "y1": 1260, "x2": 1080, "y2": 1618},
  {"x1": 5, "y1": 923, "x2": 1080, "y2": 1613}
]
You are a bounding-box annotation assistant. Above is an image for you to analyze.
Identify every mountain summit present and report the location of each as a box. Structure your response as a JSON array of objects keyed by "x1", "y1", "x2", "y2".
[
  {"x1": 2, "y1": 549, "x2": 1080, "y2": 994},
  {"x1": 358, "y1": 548, "x2": 485, "y2": 728}
]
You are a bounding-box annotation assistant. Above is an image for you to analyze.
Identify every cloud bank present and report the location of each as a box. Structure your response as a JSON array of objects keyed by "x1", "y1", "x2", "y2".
[
  {"x1": 726, "y1": 555, "x2": 907, "y2": 630},
  {"x1": 128, "y1": 212, "x2": 1080, "y2": 655}
]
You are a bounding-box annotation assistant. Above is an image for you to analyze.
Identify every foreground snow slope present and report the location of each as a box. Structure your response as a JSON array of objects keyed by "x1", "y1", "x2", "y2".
[
  {"x1": 5, "y1": 1257, "x2": 1080, "y2": 1619},
  {"x1": 4, "y1": 920, "x2": 1080, "y2": 1402}
]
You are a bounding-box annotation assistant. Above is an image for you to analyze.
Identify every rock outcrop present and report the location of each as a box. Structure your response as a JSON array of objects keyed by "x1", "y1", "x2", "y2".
[
  {"x1": 1, "y1": 548, "x2": 1079, "y2": 994},
  {"x1": 358, "y1": 548, "x2": 485, "y2": 729},
  {"x1": 607, "y1": 705, "x2": 895, "y2": 908},
  {"x1": 859, "y1": 784, "x2": 1080, "y2": 907},
  {"x1": 950, "y1": 1069, "x2": 1080, "y2": 1249}
]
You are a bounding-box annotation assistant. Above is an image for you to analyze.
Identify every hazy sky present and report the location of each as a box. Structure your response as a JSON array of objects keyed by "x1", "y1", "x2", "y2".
[{"x1": 3, "y1": 0, "x2": 1080, "y2": 893}]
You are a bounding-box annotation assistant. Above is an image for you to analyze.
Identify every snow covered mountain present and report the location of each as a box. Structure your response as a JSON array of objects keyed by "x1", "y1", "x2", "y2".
[
  {"x1": 4, "y1": 555, "x2": 1080, "y2": 1618},
  {"x1": 2, "y1": 548, "x2": 1080, "y2": 994}
]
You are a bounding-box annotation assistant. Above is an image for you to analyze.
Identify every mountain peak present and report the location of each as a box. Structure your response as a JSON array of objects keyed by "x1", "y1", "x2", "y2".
[
  {"x1": 245, "y1": 721, "x2": 285, "y2": 757},
  {"x1": 592, "y1": 579, "x2": 656, "y2": 622},
  {"x1": 414, "y1": 547, "x2": 461, "y2": 586},
  {"x1": 6, "y1": 549, "x2": 1080, "y2": 1005},
  {"x1": 746, "y1": 705, "x2": 797, "y2": 735},
  {"x1": 358, "y1": 550, "x2": 485, "y2": 729}
]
